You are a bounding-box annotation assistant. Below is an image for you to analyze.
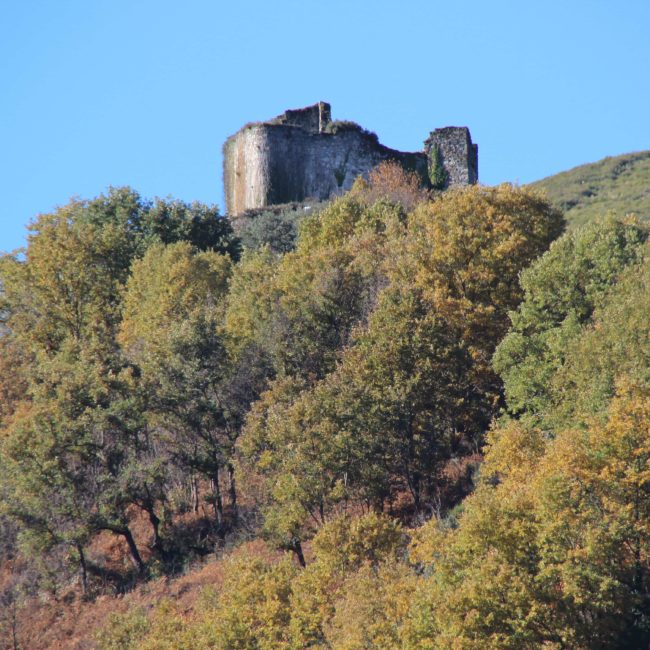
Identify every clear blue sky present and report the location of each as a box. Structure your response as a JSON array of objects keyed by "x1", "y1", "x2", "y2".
[{"x1": 2, "y1": 0, "x2": 649, "y2": 252}]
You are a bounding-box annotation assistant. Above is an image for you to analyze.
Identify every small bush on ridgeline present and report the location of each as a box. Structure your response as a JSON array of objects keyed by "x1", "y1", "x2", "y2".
[
  {"x1": 233, "y1": 202, "x2": 327, "y2": 254},
  {"x1": 351, "y1": 160, "x2": 430, "y2": 211},
  {"x1": 324, "y1": 120, "x2": 378, "y2": 141}
]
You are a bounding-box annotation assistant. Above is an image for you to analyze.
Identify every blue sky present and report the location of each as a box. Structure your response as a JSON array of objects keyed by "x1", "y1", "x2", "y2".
[{"x1": 2, "y1": 0, "x2": 649, "y2": 252}]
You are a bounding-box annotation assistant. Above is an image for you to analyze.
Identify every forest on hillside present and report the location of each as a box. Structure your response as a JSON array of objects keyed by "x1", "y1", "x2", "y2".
[{"x1": 1, "y1": 164, "x2": 649, "y2": 649}]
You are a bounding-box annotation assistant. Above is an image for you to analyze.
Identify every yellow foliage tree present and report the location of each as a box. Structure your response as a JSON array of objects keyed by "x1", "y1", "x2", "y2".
[
  {"x1": 326, "y1": 561, "x2": 417, "y2": 650},
  {"x1": 289, "y1": 512, "x2": 406, "y2": 648}
]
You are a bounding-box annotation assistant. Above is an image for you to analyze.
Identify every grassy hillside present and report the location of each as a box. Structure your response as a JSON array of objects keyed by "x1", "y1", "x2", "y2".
[{"x1": 531, "y1": 150, "x2": 650, "y2": 227}]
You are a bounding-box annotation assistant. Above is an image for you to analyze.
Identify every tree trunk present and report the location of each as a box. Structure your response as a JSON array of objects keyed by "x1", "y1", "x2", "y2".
[
  {"x1": 291, "y1": 539, "x2": 306, "y2": 568},
  {"x1": 634, "y1": 486, "x2": 642, "y2": 595},
  {"x1": 211, "y1": 470, "x2": 223, "y2": 526},
  {"x1": 403, "y1": 413, "x2": 422, "y2": 514},
  {"x1": 411, "y1": 472, "x2": 422, "y2": 514},
  {"x1": 191, "y1": 475, "x2": 199, "y2": 514},
  {"x1": 147, "y1": 509, "x2": 161, "y2": 550},
  {"x1": 122, "y1": 527, "x2": 146, "y2": 575},
  {"x1": 228, "y1": 463, "x2": 238, "y2": 524},
  {"x1": 10, "y1": 601, "x2": 18, "y2": 650},
  {"x1": 76, "y1": 543, "x2": 88, "y2": 595}
]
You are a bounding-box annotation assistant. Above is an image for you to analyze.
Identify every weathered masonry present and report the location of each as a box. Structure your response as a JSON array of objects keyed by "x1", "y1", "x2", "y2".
[{"x1": 223, "y1": 102, "x2": 478, "y2": 215}]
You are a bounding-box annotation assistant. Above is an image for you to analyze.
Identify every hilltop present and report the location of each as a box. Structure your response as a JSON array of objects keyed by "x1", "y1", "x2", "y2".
[{"x1": 531, "y1": 150, "x2": 650, "y2": 227}]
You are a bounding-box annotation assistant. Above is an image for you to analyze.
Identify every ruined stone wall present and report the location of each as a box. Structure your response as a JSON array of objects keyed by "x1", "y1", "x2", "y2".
[
  {"x1": 223, "y1": 126, "x2": 270, "y2": 216},
  {"x1": 224, "y1": 124, "x2": 428, "y2": 214},
  {"x1": 262, "y1": 126, "x2": 428, "y2": 206},
  {"x1": 425, "y1": 127, "x2": 478, "y2": 187},
  {"x1": 223, "y1": 103, "x2": 477, "y2": 215}
]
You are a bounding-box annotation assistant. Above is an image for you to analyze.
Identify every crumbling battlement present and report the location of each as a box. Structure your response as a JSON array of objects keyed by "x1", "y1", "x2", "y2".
[
  {"x1": 223, "y1": 102, "x2": 478, "y2": 215},
  {"x1": 266, "y1": 101, "x2": 332, "y2": 133}
]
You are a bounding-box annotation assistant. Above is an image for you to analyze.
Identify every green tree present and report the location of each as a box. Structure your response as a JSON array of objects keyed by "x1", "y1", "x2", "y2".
[
  {"x1": 548, "y1": 242, "x2": 650, "y2": 428},
  {"x1": 240, "y1": 183, "x2": 564, "y2": 546},
  {"x1": 119, "y1": 242, "x2": 240, "y2": 527},
  {"x1": 405, "y1": 252, "x2": 650, "y2": 649},
  {"x1": 1, "y1": 341, "x2": 158, "y2": 581},
  {"x1": 493, "y1": 217, "x2": 647, "y2": 423},
  {"x1": 76, "y1": 186, "x2": 240, "y2": 257},
  {"x1": 0, "y1": 200, "x2": 192, "y2": 587}
]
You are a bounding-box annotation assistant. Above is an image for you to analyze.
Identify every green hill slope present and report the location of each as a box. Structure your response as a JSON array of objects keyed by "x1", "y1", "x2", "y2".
[{"x1": 530, "y1": 150, "x2": 650, "y2": 227}]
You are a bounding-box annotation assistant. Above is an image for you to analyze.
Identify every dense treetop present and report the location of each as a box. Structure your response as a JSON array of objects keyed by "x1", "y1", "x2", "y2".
[{"x1": 2, "y1": 167, "x2": 649, "y2": 649}]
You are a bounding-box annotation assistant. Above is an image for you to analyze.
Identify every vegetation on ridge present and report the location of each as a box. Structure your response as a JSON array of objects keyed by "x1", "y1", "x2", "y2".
[
  {"x1": 531, "y1": 149, "x2": 650, "y2": 227},
  {"x1": 2, "y1": 162, "x2": 650, "y2": 649}
]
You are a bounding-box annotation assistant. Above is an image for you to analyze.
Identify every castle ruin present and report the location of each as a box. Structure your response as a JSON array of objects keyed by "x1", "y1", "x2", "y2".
[{"x1": 223, "y1": 102, "x2": 478, "y2": 215}]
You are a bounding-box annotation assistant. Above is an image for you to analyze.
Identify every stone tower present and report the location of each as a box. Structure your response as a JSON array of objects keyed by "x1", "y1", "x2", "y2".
[
  {"x1": 223, "y1": 102, "x2": 478, "y2": 215},
  {"x1": 425, "y1": 127, "x2": 478, "y2": 186}
]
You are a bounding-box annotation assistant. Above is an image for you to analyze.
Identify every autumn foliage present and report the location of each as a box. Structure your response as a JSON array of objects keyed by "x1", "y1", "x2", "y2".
[{"x1": 2, "y1": 171, "x2": 650, "y2": 649}]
